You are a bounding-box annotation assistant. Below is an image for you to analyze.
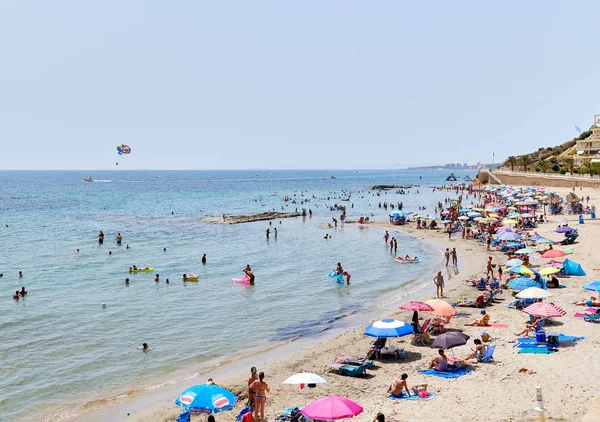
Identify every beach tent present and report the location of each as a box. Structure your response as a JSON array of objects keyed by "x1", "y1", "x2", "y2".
[{"x1": 562, "y1": 259, "x2": 586, "y2": 276}]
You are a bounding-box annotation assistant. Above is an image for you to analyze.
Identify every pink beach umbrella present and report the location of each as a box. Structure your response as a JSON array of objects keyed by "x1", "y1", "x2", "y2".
[
  {"x1": 542, "y1": 250, "x2": 567, "y2": 259},
  {"x1": 399, "y1": 301, "x2": 434, "y2": 312},
  {"x1": 301, "y1": 396, "x2": 363, "y2": 421},
  {"x1": 522, "y1": 302, "x2": 567, "y2": 318}
]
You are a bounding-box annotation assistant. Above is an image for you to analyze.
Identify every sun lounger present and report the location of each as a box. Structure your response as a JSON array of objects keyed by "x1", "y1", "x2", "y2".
[
  {"x1": 411, "y1": 318, "x2": 431, "y2": 345},
  {"x1": 335, "y1": 355, "x2": 374, "y2": 367},
  {"x1": 325, "y1": 362, "x2": 368, "y2": 377},
  {"x1": 476, "y1": 344, "x2": 496, "y2": 362}
]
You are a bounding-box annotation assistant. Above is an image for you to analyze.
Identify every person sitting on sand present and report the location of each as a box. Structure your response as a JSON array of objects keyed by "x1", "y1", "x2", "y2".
[
  {"x1": 465, "y1": 310, "x2": 490, "y2": 326},
  {"x1": 373, "y1": 413, "x2": 385, "y2": 422},
  {"x1": 514, "y1": 316, "x2": 542, "y2": 337},
  {"x1": 387, "y1": 373, "x2": 411, "y2": 398},
  {"x1": 463, "y1": 339, "x2": 487, "y2": 362},
  {"x1": 428, "y1": 349, "x2": 448, "y2": 370},
  {"x1": 574, "y1": 296, "x2": 600, "y2": 307}
]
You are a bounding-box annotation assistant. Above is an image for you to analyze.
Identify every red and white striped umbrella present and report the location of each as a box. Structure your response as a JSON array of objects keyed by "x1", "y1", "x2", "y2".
[{"x1": 522, "y1": 302, "x2": 566, "y2": 318}]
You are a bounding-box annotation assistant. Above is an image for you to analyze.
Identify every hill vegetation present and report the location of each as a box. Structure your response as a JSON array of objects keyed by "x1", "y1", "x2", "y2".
[{"x1": 499, "y1": 127, "x2": 595, "y2": 175}]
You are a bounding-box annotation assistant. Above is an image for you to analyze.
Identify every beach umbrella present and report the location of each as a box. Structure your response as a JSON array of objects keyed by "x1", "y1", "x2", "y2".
[
  {"x1": 515, "y1": 248, "x2": 536, "y2": 254},
  {"x1": 175, "y1": 384, "x2": 238, "y2": 419},
  {"x1": 496, "y1": 227, "x2": 513, "y2": 233},
  {"x1": 516, "y1": 287, "x2": 553, "y2": 299},
  {"x1": 535, "y1": 237, "x2": 555, "y2": 245},
  {"x1": 283, "y1": 373, "x2": 327, "y2": 406},
  {"x1": 497, "y1": 232, "x2": 521, "y2": 241},
  {"x1": 364, "y1": 318, "x2": 413, "y2": 338},
  {"x1": 555, "y1": 226, "x2": 575, "y2": 233},
  {"x1": 504, "y1": 220, "x2": 518, "y2": 226},
  {"x1": 582, "y1": 281, "x2": 600, "y2": 292},
  {"x1": 505, "y1": 259, "x2": 523, "y2": 267},
  {"x1": 399, "y1": 301, "x2": 434, "y2": 312},
  {"x1": 301, "y1": 396, "x2": 363, "y2": 421},
  {"x1": 542, "y1": 250, "x2": 567, "y2": 259},
  {"x1": 389, "y1": 210, "x2": 405, "y2": 217},
  {"x1": 546, "y1": 261, "x2": 564, "y2": 267},
  {"x1": 521, "y1": 213, "x2": 534, "y2": 218},
  {"x1": 425, "y1": 299, "x2": 457, "y2": 318},
  {"x1": 505, "y1": 242, "x2": 525, "y2": 248},
  {"x1": 507, "y1": 266, "x2": 539, "y2": 276},
  {"x1": 522, "y1": 302, "x2": 566, "y2": 318},
  {"x1": 467, "y1": 212, "x2": 482, "y2": 218},
  {"x1": 507, "y1": 277, "x2": 541, "y2": 291},
  {"x1": 539, "y1": 267, "x2": 560, "y2": 276},
  {"x1": 431, "y1": 332, "x2": 470, "y2": 350}
]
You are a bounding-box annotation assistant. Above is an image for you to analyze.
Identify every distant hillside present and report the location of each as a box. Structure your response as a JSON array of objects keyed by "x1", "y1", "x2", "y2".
[{"x1": 499, "y1": 127, "x2": 593, "y2": 174}]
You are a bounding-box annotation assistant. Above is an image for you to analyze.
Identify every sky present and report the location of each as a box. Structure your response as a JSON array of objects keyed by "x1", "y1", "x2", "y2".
[{"x1": 0, "y1": 1, "x2": 599, "y2": 170}]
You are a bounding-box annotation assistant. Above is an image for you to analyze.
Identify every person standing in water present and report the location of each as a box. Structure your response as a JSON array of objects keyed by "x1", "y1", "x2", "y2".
[
  {"x1": 384, "y1": 231, "x2": 390, "y2": 244},
  {"x1": 202, "y1": 254, "x2": 207, "y2": 264},
  {"x1": 98, "y1": 231, "x2": 104, "y2": 244},
  {"x1": 266, "y1": 228, "x2": 270, "y2": 240},
  {"x1": 116, "y1": 232, "x2": 122, "y2": 245},
  {"x1": 433, "y1": 271, "x2": 444, "y2": 298},
  {"x1": 249, "y1": 372, "x2": 270, "y2": 422}
]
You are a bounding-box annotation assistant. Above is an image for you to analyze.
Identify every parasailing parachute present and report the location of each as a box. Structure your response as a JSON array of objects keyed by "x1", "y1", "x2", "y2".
[{"x1": 116, "y1": 144, "x2": 132, "y2": 155}]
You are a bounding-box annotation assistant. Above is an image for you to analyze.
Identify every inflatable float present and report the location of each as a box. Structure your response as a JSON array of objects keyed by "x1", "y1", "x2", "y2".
[
  {"x1": 183, "y1": 273, "x2": 199, "y2": 281},
  {"x1": 130, "y1": 267, "x2": 154, "y2": 273},
  {"x1": 395, "y1": 258, "x2": 420, "y2": 263},
  {"x1": 328, "y1": 270, "x2": 345, "y2": 283},
  {"x1": 233, "y1": 274, "x2": 252, "y2": 285}
]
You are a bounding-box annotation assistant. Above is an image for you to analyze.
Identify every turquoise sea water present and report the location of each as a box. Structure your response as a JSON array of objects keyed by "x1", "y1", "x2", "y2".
[{"x1": 0, "y1": 170, "x2": 469, "y2": 421}]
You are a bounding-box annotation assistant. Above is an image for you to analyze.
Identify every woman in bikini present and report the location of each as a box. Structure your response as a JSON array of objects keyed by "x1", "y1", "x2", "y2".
[
  {"x1": 250, "y1": 371, "x2": 270, "y2": 422},
  {"x1": 387, "y1": 373, "x2": 411, "y2": 398}
]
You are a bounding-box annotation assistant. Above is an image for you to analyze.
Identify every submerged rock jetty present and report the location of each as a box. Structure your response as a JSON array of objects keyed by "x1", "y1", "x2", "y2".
[
  {"x1": 206, "y1": 212, "x2": 301, "y2": 224},
  {"x1": 371, "y1": 184, "x2": 415, "y2": 190}
]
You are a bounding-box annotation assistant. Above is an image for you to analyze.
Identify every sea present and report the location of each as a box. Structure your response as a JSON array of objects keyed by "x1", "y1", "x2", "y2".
[{"x1": 0, "y1": 169, "x2": 471, "y2": 421}]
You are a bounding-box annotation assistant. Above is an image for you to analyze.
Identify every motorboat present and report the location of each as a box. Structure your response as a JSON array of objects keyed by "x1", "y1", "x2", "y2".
[{"x1": 83, "y1": 177, "x2": 94, "y2": 182}]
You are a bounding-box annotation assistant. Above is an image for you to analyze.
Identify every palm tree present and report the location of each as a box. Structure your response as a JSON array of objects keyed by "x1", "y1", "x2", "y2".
[
  {"x1": 507, "y1": 156, "x2": 517, "y2": 171},
  {"x1": 520, "y1": 155, "x2": 532, "y2": 173},
  {"x1": 537, "y1": 158, "x2": 548, "y2": 174},
  {"x1": 562, "y1": 158, "x2": 575, "y2": 175}
]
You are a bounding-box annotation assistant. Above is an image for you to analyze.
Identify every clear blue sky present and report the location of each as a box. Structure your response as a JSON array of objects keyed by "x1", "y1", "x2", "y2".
[{"x1": 1, "y1": 1, "x2": 598, "y2": 170}]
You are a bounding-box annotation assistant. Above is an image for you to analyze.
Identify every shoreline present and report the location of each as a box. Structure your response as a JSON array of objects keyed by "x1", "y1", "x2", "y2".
[
  {"x1": 47, "y1": 224, "x2": 447, "y2": 422},
  {"x1": 73, "y1": 223, "x2": 478, "y2": 422}
]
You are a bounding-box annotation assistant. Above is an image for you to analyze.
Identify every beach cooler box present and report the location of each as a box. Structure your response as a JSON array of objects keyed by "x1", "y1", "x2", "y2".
[{"x1": 536, "y1": 331, "x2": 546, "y2": 343}]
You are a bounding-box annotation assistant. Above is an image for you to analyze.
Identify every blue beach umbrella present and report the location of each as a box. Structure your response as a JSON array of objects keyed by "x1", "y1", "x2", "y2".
[
  {"x1": 497, "y1": 232, "x2": 521, "y2": 241},
  {"x1": 467, "y1": 212, "x2": 482, "y2": 218},
  {"x1": 505, "y1": 242, "x2": 524, "y2": 248},
  {"x1": 515, "y1": 248, "x2": 536, "y2": 254},
  {"x1": 175, "y1": 384, "x2": 238, "y2": 419},
  {"x1": 390, "y1": 210, "x2": 406, "y2": 217},
  {"x1": 506, "y1": 258, "x2": 523, "y2": 267},
  {"x1": 364, "y1": 318, "x2": 413, "y2": 338},
  {"x1": 508, "y1": 277, "x2": 541, "y2": 291},
  {"x1": 582, "y1": 281, "x2": 600, "y2": 292}
]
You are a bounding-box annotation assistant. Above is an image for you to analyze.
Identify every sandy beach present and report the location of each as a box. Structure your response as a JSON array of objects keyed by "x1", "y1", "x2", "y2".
[{"x1": 111, "y1": 185, "x2": 600, "y2": 422}]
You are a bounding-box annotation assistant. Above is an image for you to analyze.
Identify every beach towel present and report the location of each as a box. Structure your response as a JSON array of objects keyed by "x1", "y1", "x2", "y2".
[
  {"x1": 487, "y1": 323, "x2": 509, "y2": 328},
  {"x1": 557, "y1": 334, "x2": 585, "y2": 342},
  {"x1": 454, "y1": 312, "x2": 472, "y2": 318},
  {"x1": 518, "y1": 348, "x2": 556, "y2": 354},
  {"x1": 418, "y1": 368, "x2": 471, "y2": 379},
  {"x1": 514, "y1": 343, "x2": 556, "y2": 349},
  {"x1": 390, "y1": 391, "x2": 437, "y2": 402},
  {"x1": 585, "y1": 307, "x2": 599, "y2": 313},
  {"x1": 574, "y1": 313, "x2": 591, "y2": 318}
]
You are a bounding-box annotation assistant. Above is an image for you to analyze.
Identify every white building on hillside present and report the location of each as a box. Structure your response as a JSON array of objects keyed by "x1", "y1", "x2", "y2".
[{"x1": 574, "y1": 114, "x2": 600, "y2": 166}]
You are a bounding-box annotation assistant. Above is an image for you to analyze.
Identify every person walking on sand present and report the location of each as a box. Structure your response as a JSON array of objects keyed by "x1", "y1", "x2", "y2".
[
  {"x1": 447, "y1": 224, "x2": 452, "y2": 240},
  {"x1": 486, "y1": 233, "x2": 492, "y2": 251},
  {"x1": 249, "y1": 372, "x2": 270, "y2": 422},
  {"x1": 486, "y1": 257, "x2": 494, "y2": 277},
  {"x1": 433, "y1": 271, "x2": 444, "y2": 298},
  {"x1": 451, "y1": 248, "x2": 458, "y2": 266},
  {"x1": 444, "y1": 248, "x2": 450, "y2": 266}
]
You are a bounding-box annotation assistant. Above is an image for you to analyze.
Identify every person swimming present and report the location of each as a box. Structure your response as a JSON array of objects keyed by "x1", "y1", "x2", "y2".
[
  {"x1": 131, "y1": 343, "x2": 149, "y2": 351},
  {"x1": 19, "y1": 287, "x2": 27, "y2": 296},
  {"x1": 154, "y1": 274, "x2": 159, "y2": 282},
  {"x1": 13, "y1": 291, "x2": 20, "y2": 300},
  {"x1": 125, "y1": 278, "x2": 130, "y2": 285}
]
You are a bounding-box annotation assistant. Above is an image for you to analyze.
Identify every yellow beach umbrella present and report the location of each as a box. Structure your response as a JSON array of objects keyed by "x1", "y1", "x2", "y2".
[
  {"x1": 509, "y1": 266, "x2": 535, "y2": 275},
  {"x1": 504, "y1": 220, "x2": 518, "y2": 226},
  {"x1": 539, "y1": 267, "x2": 560, "y2": 276}
]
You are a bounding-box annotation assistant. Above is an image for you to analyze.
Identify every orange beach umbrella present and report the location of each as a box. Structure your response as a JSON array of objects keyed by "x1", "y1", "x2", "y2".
[{"x1": 425, "y1": 299, "x2": 457, "y2": 318}]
